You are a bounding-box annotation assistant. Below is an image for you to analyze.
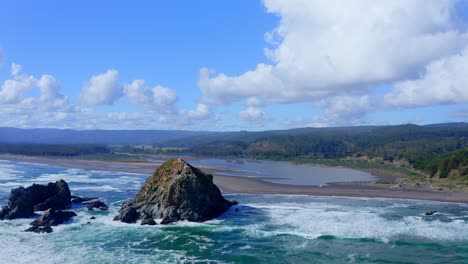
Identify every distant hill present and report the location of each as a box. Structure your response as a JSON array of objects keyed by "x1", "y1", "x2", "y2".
[
  {"x1": 0, "y1": 123, "x2": 466, "y2": 146},
  {"x1": 424, "y1": 122, "x2": 468, "y2": 127},
  {"x1": 0, "y1": 127, "x2": 212, "y2": 145}
]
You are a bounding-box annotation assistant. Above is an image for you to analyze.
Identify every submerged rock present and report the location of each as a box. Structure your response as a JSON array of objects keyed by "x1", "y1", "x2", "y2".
[
  {"x1": 25, "y1": 209, "x2": 77, "y2": 233},
  {"x1": 71, "y1": 195, "x2": 108, "y2": 210},
  {"x1": 0, "y1": 180, "x2": 71, "y2": 220},
  {"x1": 114, "y1": 158, "x2": 237, "y2": 224},
  {"x1": 71, "y1": 195, "x2": 98, "y2": 203}
]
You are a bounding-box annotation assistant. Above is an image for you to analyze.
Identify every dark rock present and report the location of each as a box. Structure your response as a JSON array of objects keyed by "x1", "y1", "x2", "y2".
[
  {"x1": 0, "y1": 206, "x2": 11, "y2": 219},
  {"x1": 425, "y1": 210, "x2": 437, "y2": 216},
  {"x1": 25, "y1": 209, "x2": 76, "y2": 233},
  {"x1": 25, "y1": 226, "x2": 53, "y2": 233},
  {"x1": 85, "y1": 199, "x2": 108, "y2": 211},
  {"x1": 141, "y1": 214, "x2": 156, "y2": 226},
  {"x1": 71, "y1": 195, "x2": 98, "y2": 203},
  {"x1": 32, "y1": 180, "x2": 72, "y2": 211},
  {"x1": 0, "y1": 180, "x2": 71, "y2": 220},
  {"x1": 114, "y1": 158, "x2": 237, "y2": 225},
  {"x1": 90, "y1": 216, "x2": 96, "y2": 220},
  {"x1": 113, "y1": 206, "x2": 139, "y2": 223}
]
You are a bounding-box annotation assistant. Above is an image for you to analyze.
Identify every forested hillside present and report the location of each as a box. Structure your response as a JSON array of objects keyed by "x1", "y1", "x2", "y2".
[{"x1": 184, "y1": 124, "x2": 468, "y2": 177}]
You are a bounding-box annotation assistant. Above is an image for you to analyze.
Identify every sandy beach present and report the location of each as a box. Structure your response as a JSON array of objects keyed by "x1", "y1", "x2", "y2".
[{"x1": 1, "y1": 154, "x2": 467, "y2": 204}]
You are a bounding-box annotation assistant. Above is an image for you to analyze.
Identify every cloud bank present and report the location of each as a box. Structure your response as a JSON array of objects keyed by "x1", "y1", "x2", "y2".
[{"x1": 198, "y1": 0, "x2": 468, "y2": 124}]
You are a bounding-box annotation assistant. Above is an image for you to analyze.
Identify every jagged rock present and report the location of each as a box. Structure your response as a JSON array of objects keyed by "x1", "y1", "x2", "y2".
[
  {"x1": 25, "y1": 209, "x2": 76, "y2": 233},
  {"x1": 85, "y1": 199, "x2": 108, "y2": 211},
  {"x1": 71, "y1": 195, "x2": 98, "y2": 203},
  {"x1": 113, "y1": 205, "x2": 138, "y2": 223},
  {"x1": 0, "y1": 180, "x2": 71, "y2": 220},
  {"x1": 114, "y1": 158, "x2": 237, "y2": 225},
  {"x1": 26, "y1": 226, "x2": 53, "y2": 233},
  {"x1": 141, "y1": 214, "x2": 156, "y2": 226},
  {"x1": 90, "y1": 216, "x2": 96, "y2": 220}
]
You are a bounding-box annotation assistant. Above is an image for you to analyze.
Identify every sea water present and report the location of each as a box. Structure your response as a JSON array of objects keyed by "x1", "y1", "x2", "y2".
[{"x1": 0, "y1": 160, "x2": 467, "y2": 264}]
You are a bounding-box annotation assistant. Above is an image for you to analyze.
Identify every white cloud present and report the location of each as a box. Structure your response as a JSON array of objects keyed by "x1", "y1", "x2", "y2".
[
  {"x1": 239, "y1": 106, "x2": 270, "y2": 123},
  {"x1": 80, "y1": 69, "x2": 122, "y2": 106},
  {"x1": 185, "y1": 103, "x2": 211, "y2": 119},
  {"x1": 11, "y1": 63, "x2": 22, "y2": 76},
  {"x1": 247, "y1": 97, "x2": 264, "y2": 107},
  {"x1": 36, "y1": 75, "x2": 73, "y2": 111},
  {"x1": 0, "y1": 63, "x2": 36, "y2": 104},
  {"x1": 384, "y1": 46, "x2": 468, "y2": 107},
  {"x1": 319, "y1": 95, "x2": 372, "y2": 126},
  {"x1": 37, "y1": 75, "x2": 61, "y2": 101},
  {"x1": 124, "y1": 80, "x2": 178, "y2": 114},
  {"x1": 124, "y1": 79, "x2": 151, "y2": 107},
  {"x1": 152, "y1": 86, "x2": 177, "y2": 112},
  {"x1": 198, "y1": 0, "x2": 468, "y2": 107},
  {"x1": 0, "y1": 63, "x2": 78, "y2": 129}
]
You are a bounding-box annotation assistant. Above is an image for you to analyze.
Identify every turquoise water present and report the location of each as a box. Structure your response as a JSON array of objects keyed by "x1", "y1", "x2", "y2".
[{"x1": 0, "y1": 160, "x2": 467, "y2": 263}]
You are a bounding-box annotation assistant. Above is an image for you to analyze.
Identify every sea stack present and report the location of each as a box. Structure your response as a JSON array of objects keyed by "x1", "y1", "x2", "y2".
[
  {"x1": 114, "y1": 158, "x2": 237, "y2": 224},
  {"x1": 0, "y1": 179, "x2": 72, "y2": 220}
]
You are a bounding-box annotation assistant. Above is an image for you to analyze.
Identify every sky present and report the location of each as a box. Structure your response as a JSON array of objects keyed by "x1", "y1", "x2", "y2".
[{"x1": 1, "y1": 0, "x2": 468, "y2": 131}]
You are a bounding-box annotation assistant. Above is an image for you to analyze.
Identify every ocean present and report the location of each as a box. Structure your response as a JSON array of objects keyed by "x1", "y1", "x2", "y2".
[{"x1": 0, "y1": 160, "x2": 467, "y2": 264}]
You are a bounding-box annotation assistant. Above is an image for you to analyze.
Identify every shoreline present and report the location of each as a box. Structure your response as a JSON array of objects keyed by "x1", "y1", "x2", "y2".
[{"x1": 1, "y1": 154, "x2": 467, "y2": 204}]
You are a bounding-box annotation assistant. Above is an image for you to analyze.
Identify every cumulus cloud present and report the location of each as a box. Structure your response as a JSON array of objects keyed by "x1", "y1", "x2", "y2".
[
  {"x1": 384, "y1": 46, "x2": 468, "y2": 107},
  {"x1": 185, "y1": 103, "x2": 211, "y2": 119},
  {"x1": 124, "y1": 80, "x2": 178, "y2": 114},
  {"x1": 36, "y1": 75, "x2": 73, "y2": 111},
  {"x1": 0, "y1": 63, "x2": 36, "y2": 104},
  {"x1": 198, "y1": 0, "x2": 468, "y2": 108},
  {"x1": 80, "y1": 69, "x2": 122, "y2": 106},
  {"x1": 239, "y1": 106, "x2": 270, "y2": 123},
  {"x1": 0, "y1": 63, "x2": 79, "y2": 128},
  {"x1": 153, "y1": 86, "x2": 177, "y2": 112},
  {"x1": 317, "y1": 95, "x2": 372, "y2": 126}
]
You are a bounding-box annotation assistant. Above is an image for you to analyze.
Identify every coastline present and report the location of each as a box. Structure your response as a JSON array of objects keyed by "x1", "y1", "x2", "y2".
[{"x1": 1, "y1": 154, "x2": 467, "y2": 204}]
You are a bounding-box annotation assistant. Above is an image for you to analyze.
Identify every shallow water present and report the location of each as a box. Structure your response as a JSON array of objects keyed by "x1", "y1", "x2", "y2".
[{"x1": 0, "y1": 160, "x2": 467, "y2": 264}]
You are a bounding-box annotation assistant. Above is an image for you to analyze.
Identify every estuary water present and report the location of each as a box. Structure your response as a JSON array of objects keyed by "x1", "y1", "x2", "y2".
[
  {"x1": 0, "y1": 160, "x2": 467, "y2": 263},
  {"x1": 150, "y1": 156, "x2": 378, "y2": 185}
]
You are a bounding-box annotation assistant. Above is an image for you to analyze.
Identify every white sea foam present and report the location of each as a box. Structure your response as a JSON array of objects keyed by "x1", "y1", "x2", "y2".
[
  {"x1": 242, "y1": 201, "x2": 468, "y2": 242},
  {"x1": 0, "y1": 162, "x2": 25, "y2": 181},
  {"x1": 72, "y1": 185, "x2": 124, "y2": 192}
]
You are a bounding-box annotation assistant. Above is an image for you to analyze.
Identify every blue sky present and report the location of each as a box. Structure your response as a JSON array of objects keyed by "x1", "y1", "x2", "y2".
[{"x1": 1, "y1": 0, "x2": 468, "y2": 130}]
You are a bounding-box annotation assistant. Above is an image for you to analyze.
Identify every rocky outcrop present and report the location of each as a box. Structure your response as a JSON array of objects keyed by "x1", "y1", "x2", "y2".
[
  {"x1": 0, "y1": 180, "x2": 71, "y2": 220},
  {"x1": 114, "y1": 158, "x2": 237, "y2": 225},
  {"x1": 71, "y1": 195, "x2": 108, "y2": 210},
  {"x1": 85, "y1": 199, "x2": 108, "y2": 210},
  {"x1": 0, "y1": 180, "x2": 110, "y2": 233},
  {"x1": 25, "y1": 209, "x2": 77, "y2": 233}
]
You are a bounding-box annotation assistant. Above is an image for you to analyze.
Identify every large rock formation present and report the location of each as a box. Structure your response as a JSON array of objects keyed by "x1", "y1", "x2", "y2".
[
  {"x1": 0, "y1": 179, "x2": 71, "y2": 220},
  {"x1": 114, "y1": 158, "x2": 237, "y2": 224}
]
